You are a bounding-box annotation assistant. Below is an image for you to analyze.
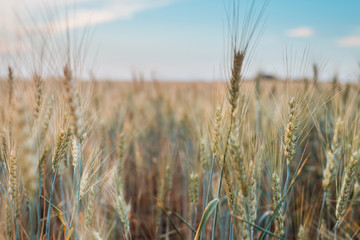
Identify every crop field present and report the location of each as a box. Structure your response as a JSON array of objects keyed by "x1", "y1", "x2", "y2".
[{"x1": 0, "y1": 1, "x2": 360, "y2": 240}]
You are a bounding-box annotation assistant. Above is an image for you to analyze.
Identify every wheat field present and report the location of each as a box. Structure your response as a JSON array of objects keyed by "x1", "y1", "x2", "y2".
[{"x1": 1, "y1": 1, "x2": 360, "y2": 240}]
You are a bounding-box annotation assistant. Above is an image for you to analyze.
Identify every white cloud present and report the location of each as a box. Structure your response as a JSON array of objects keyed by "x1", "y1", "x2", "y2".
[
  {"x1": 0, "y1": 0, "x2": 178, "y2": 39},
  {"x1": 0, "y1": 0, "x2": 178, "y2": 75},
  {"x1": 336, "y1": 26, "x2": 360, "y2": 47},
  {"x1": 35, "y1": 9, "x2": 117, "y2": 33},
  {"x1": 286, "y1": 27, "x2": 314, "y2": 38},
  {"x1": 37, "y1": 0, "x2": 177, "y2": 32},
  {"x1": 337, "y1": 36, "x2": 360, "y2": 47}
]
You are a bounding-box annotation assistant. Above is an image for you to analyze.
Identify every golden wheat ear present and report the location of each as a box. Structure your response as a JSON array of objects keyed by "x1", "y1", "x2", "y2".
[
  {"x1": 63, "y1": 65, "x2": 83, "y2": 140},
  {"x1": 284, "y1": 97, "x2": 297, "y2": 165},
  {"x1": 323, "y1": 118, "x2": 344, "y2": 208},
  {"x1": 228, "y1": 51, "x2": 245, "y2": 114},
  {"x1": 8, "y1": 66, "x2": 14, "y2": 107},
  {"x1": 115, "y1": 193, "x2": 131, "y2": 237},
  {"x1": 189, "y1": 172, "x2": 199, "y2": 206},
  {"x1": 336, "y1": 151, "x2": 359, "y2": 221},
  {"x1": 33, "y1": 74, "x2": 43, "y2": 123},
  {"x1": 272, "y1": 172, "x2": 284, "y2": 237}
]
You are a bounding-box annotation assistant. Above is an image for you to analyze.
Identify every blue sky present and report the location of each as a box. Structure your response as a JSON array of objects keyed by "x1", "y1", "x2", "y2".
[{"x1": 1, "y1": 0, "x2": 360, "y2": 81}]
